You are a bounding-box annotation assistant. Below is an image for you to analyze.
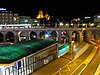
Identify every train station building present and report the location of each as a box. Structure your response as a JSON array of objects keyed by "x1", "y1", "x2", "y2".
[{"x1": 0, "y1": 39, "x2": 58, "y2": 75}]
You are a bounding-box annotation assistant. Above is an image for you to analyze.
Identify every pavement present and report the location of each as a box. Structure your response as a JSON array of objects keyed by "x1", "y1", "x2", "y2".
[
  {"x1": 93, "y1": 41, "x2": 100, "y2": 75},
  {"x1": 94, "y1": 64, "x2": 100, "y2": 75},
  {"x1": 30, "y1": 41, "x2": 89, "y2": 75}
]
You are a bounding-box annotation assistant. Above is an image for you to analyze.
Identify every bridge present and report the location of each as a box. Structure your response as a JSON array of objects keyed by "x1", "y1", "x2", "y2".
[{"x1": 0, "y1": 27, "x2": 100, "y2": 44}]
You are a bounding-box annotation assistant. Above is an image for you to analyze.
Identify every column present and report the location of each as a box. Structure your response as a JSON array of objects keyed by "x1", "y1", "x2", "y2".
[
  {"x1": 37, "y1": 31, "x2": 40, "y2": 39},
  {"x1": 14, "y1": 34, "x2": 18, "y2": 43},
  {"x1": 26, "y1": 32, "x2": 29, "y2": 41},
  {"x1": 58, "y1": 31, "x2": 61, "y2": 43},
  {"x1": 3, "y1": 32, "x2": 6, "y2": 42}
]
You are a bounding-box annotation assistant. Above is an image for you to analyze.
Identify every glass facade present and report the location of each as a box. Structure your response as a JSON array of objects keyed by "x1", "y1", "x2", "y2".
[{"x1": 3, "y1": 44, "x2": 58, "y2": 75}]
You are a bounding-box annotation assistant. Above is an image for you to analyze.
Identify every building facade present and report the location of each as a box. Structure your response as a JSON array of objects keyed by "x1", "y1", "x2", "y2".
[
  {"x1": 0, "y1": 8, "x2": 19, "y2": 24},
  {"x1": 0, "y1": 41, "x2": 58, "y2": 75},
  {"x1": 94, "y1": 13, "x2": 100, "y2": 27}
]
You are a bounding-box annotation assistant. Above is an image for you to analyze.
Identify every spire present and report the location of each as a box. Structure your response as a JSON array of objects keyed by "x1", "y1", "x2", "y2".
[
  {"x1": 36, "y1": 8, "x2": 44, "y2": 19},
  {"x1": 45, "y1": 10, "x2": 50, "y2": 20}
]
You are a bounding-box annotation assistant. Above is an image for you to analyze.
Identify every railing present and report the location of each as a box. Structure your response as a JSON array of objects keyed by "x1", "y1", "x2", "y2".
[{"x1": 0, "y1": 24, "x2": 100, "y2": 30}]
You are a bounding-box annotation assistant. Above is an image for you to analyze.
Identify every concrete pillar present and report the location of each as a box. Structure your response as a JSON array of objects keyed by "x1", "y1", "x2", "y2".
[
  {"x1": 26, "y1": 32, "x2": 29, "y2": 41},
  {"x1": 69, "y1": 31, "x2": 72, "y2": 43},
  {"x1": 79, "y1": 31, "x2": 83, "y2": 42},
  {"x1": 36, "y1": 31, "x2": 40, "y2": 39},
  {"x1": 14, "y1": 34, "x2": 18, "y2": 43},
  {"x1": 87, "y1": 31, "x2": 92, "y2": 41},
  {"x1": 58, "y1": 31, "x2": 62, "y2": 43},
  {"x1": 3, "y1": 32, "x2": 6, "y2": 42}
]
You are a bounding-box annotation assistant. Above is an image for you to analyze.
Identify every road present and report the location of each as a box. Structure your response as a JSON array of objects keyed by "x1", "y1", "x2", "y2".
[
  {"x1": 80, "y1": 42, "x2": 100, "y2": 75},
  {"x1": 80, "y1": 46, "x2": 100, "y2": 75},
  {"x1": 57, "y1": 45, "x2": 95, "y2": 75},
  {"x1": 30, "y1": 42, "x2": 99, "y2": 75}
]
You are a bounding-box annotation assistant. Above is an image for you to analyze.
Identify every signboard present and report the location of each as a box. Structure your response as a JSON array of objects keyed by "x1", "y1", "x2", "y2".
[{"x1": 0, "y1": 8, "x2": 6, "y2": 10}]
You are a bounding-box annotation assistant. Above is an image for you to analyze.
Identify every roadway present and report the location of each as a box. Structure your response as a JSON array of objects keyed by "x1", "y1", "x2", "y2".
[
  {"x1": 80, "y1": 46, "x2": 100, "y2": 75},
  {"x1": 56, "y1": 44, "x2": 95, "y2": 75},
  {"x1": 80, "y1": 42, "x2": 100, "y2": 75},
  {"x1": 30, "y1": 42, "x2": 99, "y2": 75}
]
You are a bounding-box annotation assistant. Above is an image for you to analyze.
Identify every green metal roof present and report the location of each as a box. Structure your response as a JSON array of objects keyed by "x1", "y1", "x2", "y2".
[{"x1": 0, "y1": 39, "x2": 57, "y2": 64}]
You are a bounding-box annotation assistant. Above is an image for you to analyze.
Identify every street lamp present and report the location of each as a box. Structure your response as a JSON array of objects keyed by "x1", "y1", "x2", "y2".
[
  {"x1": 69, "y1": 41, "x2": 76, "y2": 66},
  {"x1": 71, "y1": 41, "x2": 74, "y2": 60}
]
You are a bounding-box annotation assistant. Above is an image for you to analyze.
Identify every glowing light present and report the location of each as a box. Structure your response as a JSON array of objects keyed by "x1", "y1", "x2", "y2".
[
  {"x1": 65, "y1": 23, "x2": 69, "y2": 26},
  {"x1": 34, "y1": 20, "x2": 37, "y2": 22},
  {"x1": 85, "y1": 17, "x2": 91, "y2": 19},
  {"x1": 59, "y1": 22, "x2": 64, "y2": 26},
  {"x1": 14, "y1": 17, "x2": 17, "y2": 21},
  {"x1": 33, "y1": 35, "x2": 36, "y2": 38},
  {"x1": 0, "y1": 8, "x2": 6, "y2": 10},
  {"x1": 45, "y1": 34, "x2": 49, "y2": 38},
  {"x1": 24, "y1": 20, "x2": 28, "y2": 22},
  {"x1": 91, "y1": 23, "x2": 94, "y2": 26},
  {"x1": 71, "y1": 23, "x2": 73, "y2": 26},
  {"x1": 97, "y1": 16, "x2": 100, "y2": 18},
  {"x1": 37, "y1": 23, "x2": 40, "y2": 26},
  {"x1": 82, "y1": 24, "x2": 86, "y2": 26},
  {"x1": 61, "y1": 32, "x2": 63, "y2": 35}
]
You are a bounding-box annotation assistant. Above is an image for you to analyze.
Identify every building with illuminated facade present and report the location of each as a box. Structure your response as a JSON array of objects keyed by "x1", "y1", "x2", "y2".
[
  {"x1": 0, "y1": 8, "x2": 19, "y2": 24},
  {"x1": 94, "y1": 13, "x2": 100, "y2": 27},
  {"x1": 0, "y1": 8, "x2": 40, "y2": 28},
  {"x1": 36, "y1": 9, "x2": 50, "y2": 20},
  {"x1": 0, "y1": 39, "x2": 58, "y2": 75}
]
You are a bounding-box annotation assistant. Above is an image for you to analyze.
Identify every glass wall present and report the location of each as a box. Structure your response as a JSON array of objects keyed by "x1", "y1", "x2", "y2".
[{"x1": 4, "y1": 44, "x2": 58, "y2": 75}]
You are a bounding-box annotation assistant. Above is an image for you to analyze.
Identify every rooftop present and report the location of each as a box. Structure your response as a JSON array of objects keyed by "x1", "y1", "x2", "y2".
[{"x1": 0, "y1": 39, "x2": 57, "y2": 64}]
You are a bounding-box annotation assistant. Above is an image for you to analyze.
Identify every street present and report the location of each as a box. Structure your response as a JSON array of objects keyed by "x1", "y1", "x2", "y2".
[{"x1": 30, "y1": 42, "x2": 99, "y2": 75}]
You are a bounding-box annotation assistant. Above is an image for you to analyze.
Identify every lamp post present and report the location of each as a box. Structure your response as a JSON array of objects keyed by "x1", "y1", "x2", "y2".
[{"x1": 71, "y1": 41, "x2": 74, "y2": 60}]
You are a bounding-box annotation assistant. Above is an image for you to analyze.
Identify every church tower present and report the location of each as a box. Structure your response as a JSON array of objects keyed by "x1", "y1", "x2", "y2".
[
  {"x1": 45, "y1": 10, "x2": 50, "y2": 20},
  {"x1": 36, "y1": 9, "x2": 44, "y2": 19}
]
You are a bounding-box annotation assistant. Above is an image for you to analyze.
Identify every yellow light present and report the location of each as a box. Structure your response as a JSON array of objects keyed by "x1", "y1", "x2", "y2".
[
  {"x1": 72, "y1": 41, "x2": 74, "y2": 43},
  {"x1": 71, "y1": 23, "x2": 73, "y2": 26},
  {"x1": 59, "y1": 22, "x2": 63, "y2": 26},
  {"x1": 14, "y1": 17, "x2": 16, "y2": 21},
  {"x1": 91, "y1": 23, "x2": 94, "y2": 26},
  {"x1": 65, "y1": 23, "x2": 68, "y2": 26},
  {"x1": 83, "y1": 24, "x2": 86, "y2": 26}
]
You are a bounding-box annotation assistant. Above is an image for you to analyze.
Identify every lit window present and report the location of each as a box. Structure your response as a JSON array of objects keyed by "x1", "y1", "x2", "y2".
[{"x1": 14, "y1": 17, "x2": 17, "y2": 21}]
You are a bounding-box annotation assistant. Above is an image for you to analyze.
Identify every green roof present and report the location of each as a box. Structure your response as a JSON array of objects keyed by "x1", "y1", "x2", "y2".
[{"x1": 0, "y1": 39, "x2": 57, "y2": 64}]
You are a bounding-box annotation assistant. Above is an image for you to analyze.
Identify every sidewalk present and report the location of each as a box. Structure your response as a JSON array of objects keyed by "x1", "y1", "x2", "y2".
[
  {"x1": 30, "y1": 42, "x2": 88, "y2": 75},
  {"x1": 94, "y1": 41, "x2": 100, "y2": 75},
  {"x1": 94, "y1": 64, "x2": 100, "y2": 75}
]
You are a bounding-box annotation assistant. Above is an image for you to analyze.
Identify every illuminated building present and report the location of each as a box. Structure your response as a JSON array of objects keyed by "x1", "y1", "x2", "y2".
[
  {"x1": 19, "y1": 16, "x2": 31, "y2": 24},
  {"x1": 36, "y1": 9, "x2": 44, "y2": 19},
  {"x1": 94, "y1": 13, "x2": 100, "y2": 27},
  {"x1": 0, "y1": 8, "x2": 19, "y2": 24},
  {"x1": 0, "y1": 40, "x2": 58, "y2": 75},
  {"x1": 45, "y1": 11, "x2": 50, "y2": 20},
  {"x1": 36, "y1": 9, "x2": 50, "y2": 20}
]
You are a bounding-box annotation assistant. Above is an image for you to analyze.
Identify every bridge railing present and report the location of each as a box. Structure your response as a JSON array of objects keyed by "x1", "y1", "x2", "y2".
[{"x1": 0, "y1": 24, "x2": 100, "y2": 30}]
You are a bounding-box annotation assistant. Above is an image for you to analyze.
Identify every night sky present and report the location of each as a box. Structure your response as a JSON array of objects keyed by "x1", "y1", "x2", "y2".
[{"x1": 0, "y1": 0, "x2": 100, "y2": 19}]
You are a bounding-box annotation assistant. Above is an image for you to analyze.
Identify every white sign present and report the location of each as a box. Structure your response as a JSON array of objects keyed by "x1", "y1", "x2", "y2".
[{"x1": 0, "y1": 8, "x2": 6, "y2": 10}]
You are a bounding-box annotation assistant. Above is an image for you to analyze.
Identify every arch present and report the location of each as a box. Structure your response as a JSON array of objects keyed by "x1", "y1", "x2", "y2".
[
  {"x1": 82, "y1": 31, "x2": 88, "y2": 41},
  {"x1": 72, "y1": 31, "x2": 80, "y2": 42},
  {"x1": 0, "y1": 32, "x2": 3, "y2": 42},
  {"x1": 60, "y1": 30, "x2": 70, "y2": 43},
  {"x1": 50, "y1": 31, "x2": 58, "y2": 41},
  {"x1": 91, "y1": 30, "x2": 97, "y2": 41},
  {"x1": 39, "y1": 31, "x2": 47, "y2": 39},
  {"x1": 6, "y1": 31, "x2": 14, "y2": 42},
  {"x1": 18, "y1": 31, "x2": 27, "y2": 41},
  {"x1": 29, "y1": 31, "x2": 37, "y2": 40}
]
